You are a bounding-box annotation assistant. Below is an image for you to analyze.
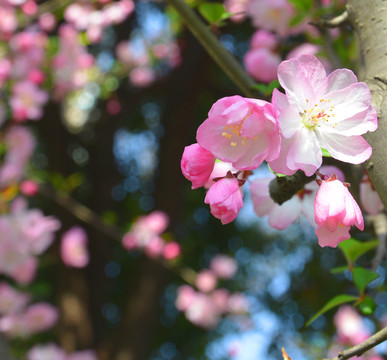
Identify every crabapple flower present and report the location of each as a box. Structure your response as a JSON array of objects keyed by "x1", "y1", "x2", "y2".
[
  {"x1": 61, "y1": 227, "x2": 89, "y2": 268},
  {"x1": 181, "y1": 143, "x2": 215, "y2": 189},
  {"x1": 334, "y1": 306, "x2": 370, "y2": 345},
  {"x1": 244, "y1": 47, "x2": 281, "y2": 83},
  {"x1": 204, "y1": 177, "x2": 243, "y2": 225},
  {"x1": 269, "y1": 55, "x2": 377, "y2": 176},
  {"x1": 197, "y1": 95, "x2": 281, "y2": 171},
  {"x1": 204, "y1": 161, "x2": 236, "y2": 189},
  {"x1": 360, "y1": 173, "x2": 383, "y2": 216},
  {"x1": 314, "y1": 176, "x2": 364, "y2": 248}
]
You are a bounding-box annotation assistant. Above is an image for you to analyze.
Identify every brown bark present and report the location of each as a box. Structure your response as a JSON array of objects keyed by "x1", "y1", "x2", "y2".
[{"x1": 347, "y1": 0, "x2": 387, "y2": 207}]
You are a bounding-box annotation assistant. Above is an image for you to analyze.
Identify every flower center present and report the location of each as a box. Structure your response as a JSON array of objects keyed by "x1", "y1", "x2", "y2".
[
  {"x1": 222, "y1": 122, "x2": 247, "y2": 147},
  {"x1": 301, "y1": 98, "x2": 335, "y2": 129}
]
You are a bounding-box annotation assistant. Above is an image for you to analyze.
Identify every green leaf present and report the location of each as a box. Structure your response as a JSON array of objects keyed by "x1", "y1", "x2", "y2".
[
  {"x1": 353, "y1": 267, "x2": 379, "y2": 293},
  {"x1": 338, "y1": 238, "x2": 379, "y2": 265},
  {"x1": 288, "y1": 0, "x2": 313, "y2": 11},
  {"x1": 198, "y1": 3, "x2": 228, "y2": 24},
  {"x1": 289, "y1": 13, "x2": 305, "y2": 26},
  {"x1": 306, "y1": 294, "x2": 358, "y2": 326},
  {"x1": 330, "y1": 266, "x2": 349, "y2": 274},
  {"x1": 321, "y1": 147, "x2": 332, "y2": 157},
  {"x1": 357, "y1": 296, "x2": 376, "y2": 315}
]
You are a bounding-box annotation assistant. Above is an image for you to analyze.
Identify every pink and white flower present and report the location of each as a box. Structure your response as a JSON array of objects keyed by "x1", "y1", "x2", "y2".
[
  {"x1": 314, "y1": 175, "x2": 364, "y2": 247},
  {"x1": 269, "y1": 55, "x2": 377, "y2": 176},
  {"x1": 197, "y1": 95, "x2": 281, "y2": 171},
  {"x1": 204, "y1": 177, "x2": 244, "y2": 225}
]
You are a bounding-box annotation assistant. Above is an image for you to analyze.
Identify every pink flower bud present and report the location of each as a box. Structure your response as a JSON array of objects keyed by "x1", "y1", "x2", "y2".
[
  {"x1": 204, "y1": 177, "x2": 243, "y2": 225},
  {"x1": 20, "y1": 180, "x2": 39, "y2": 196},
  {"x1": 314, "y1": 177, "x2": 364, "y2": 247},
  {"x1": 163, "y1": 242, "x2": 181, "y2": 260},
  {"x1": 181, "y1": 143, "x2": 215, "y2": 189}
]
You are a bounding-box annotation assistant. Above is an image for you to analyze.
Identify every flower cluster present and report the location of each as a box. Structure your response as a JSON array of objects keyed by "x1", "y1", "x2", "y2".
[
  {"x1": 181, "y1": 55, "x2": 378, "y2": 248},
  {"x1": 122, "y1": 210, "x2": 181, "y2": 260},
  {"x1": 175, "y1": 255, "x2": 248, "y2": 329},
  {"x1": 0, "y1": 197, "x2": 61, "y2": 284}
]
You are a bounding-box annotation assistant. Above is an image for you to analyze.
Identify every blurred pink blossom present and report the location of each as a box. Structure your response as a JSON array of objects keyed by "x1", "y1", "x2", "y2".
[
  {"x1": 210, "y1": 255, "x2": 238, "y2": 279},
  {"x1": 360, "y1": 173, "x2": 383, "y2": 216},
  {"x1": 61, "y1": 227, "x2": 90, "y2": 268},
  {"x1": 195, "y1": 270, "x2": 217, "y2": 293}
]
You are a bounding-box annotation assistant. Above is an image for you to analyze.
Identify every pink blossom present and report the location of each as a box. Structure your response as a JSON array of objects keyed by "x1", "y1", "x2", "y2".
[
  {"x1": 61, "y1": 227, "x2": 90, "y2": 268},
  {"x1": 314, "y1": 176, "x2": 364, "y2": 247},
  {"x1": 210, "y1": 255, "x2": 238, "y2": 279},
  {"x1": 0, "y1": 282, "x2": 29, "y2": 314},
  {"x1": 181, "y1": 143, "x2": 215, "y2": 189},
  {"x1": 27, "y1": 343, "x2": 67, "y2": 360},
  {"x1": 360, "y1": 174, "x2": 383, "y2": 216},
  {"x1": 122, "y1": 211, "x2": 169, "y2": 252},
  {"x1": 197, "y1": 95, "x2": 281, "y2": 171},
  {"x1": 20, "y1": 180, "x2": 39, "y2": 196},
  {"x1": 211, "y1": 289, "x2": 230, "y2": 312},
  {"x1": 162, "y1": 242, "x2": 181, "y2": 260},
  {"x1": 23, "y1": 303, "x2": 59, "y2": 334},
  {"x1": 227, "y1": 292, "x2": 249, "y2": 314},
  {"x1": 10, "y1": 81, "x2": 48, "y2": 121},
  {"x1": 0, "y1": 126, "x2": 35, "y2": 187},
  {"x1": 334, "y1": 306, "x2": 370, "y2": 345},
  {"x1": 204, "y1": 177, "x2": 244, "y2": 224},
  {"x1": 144, "y1": 236, "x2": 165, "y2": 258},
  {"x1": 0, "y1": 303, "x2": 58, "y2": 337},
  {"x1": 247, "y1": 0, "x2": 295, "y2": 36},
  {"x1": 185, "y1": 292, "x2": 221, "y2": 329},
  {"x1": 244, "y1": 48, "x2": 281, "y2": 83},
  {"x1": 269, "y1": 55, "x2": 377, "y2": 176},
  {"x1": 250, "y1": 30, "x2": 278, "y2": 50},
  {"x1": 38, "y1": 12, "x2": 56, "y2": 32},
  {"x1": 223, "y1": 0, "x2": 249, "y2": 22},
  {"x1": 175, "y1": 285, "x2": 196, "y2": 311},
  {"x1": 204, "y1": 161, "x2": 237, "y2": 189},
  {"x1": 130, "y1": 66, "x2": 155, "y2": 88},
  {"x1": 195, "y1": 270, "x2": 217, "y2": 293}
]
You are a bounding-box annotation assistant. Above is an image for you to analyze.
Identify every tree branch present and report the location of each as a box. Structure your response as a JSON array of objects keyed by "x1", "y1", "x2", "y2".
[
  {"x1": 324, "y1": 326, "x2": 387, "y2": 360},
  {"x1": 269, "y1": 171, "x2": 316, "y2": 205},
  {"x1": 165, "y1": 0, "x2": 259, "y2": 98}
]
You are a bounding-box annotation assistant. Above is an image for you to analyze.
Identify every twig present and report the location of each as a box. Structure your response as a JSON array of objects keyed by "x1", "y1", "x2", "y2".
[
  {"x1": 165, "y1": 0, "x2": 259, "y2": 98},
  {"x1": 311, "y1": 10, "x2": 349, "y2": 28},
  {"x1": 269, "y1": 171, "x2": 316, "y2": 205},
  {"x1": 39, "y1": 184, "x2": 124, "y2": 240},
  {"x1": 324, "y1": 326, "x2": 387, "y2": 360},
  {"x1": 39, "y1": 183, "x2": 198, "y2": 285}
]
